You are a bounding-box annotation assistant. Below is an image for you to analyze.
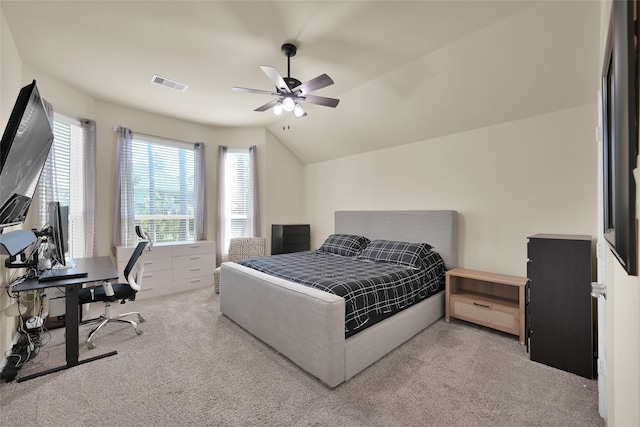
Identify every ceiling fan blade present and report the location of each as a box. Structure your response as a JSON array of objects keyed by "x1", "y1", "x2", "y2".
[
  {"x1": 254, "y1": 99, "x2": 281, "y2": 112},
  {"x1": 299, "y1": 94, "x2": 340, "y2": 108},
  {"x1": 260, "y1": 65, "x2": 291, "y2": 93},
  {"x1": 233, "y1": 87, "x2": 276, "y2": 96},
  {"x1": 296, "y1": 74, "x2": 334, "y2": 95}
]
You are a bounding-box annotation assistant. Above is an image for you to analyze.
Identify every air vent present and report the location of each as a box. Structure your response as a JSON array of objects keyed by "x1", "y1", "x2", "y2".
[{"x1": 151, "y1": 75, "x2": 188, "y2": 92}]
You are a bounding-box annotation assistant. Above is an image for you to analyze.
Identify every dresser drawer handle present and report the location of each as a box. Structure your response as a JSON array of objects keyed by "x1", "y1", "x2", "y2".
[
  {"x1": 190, "y1": 245, "x2": 201, "y2": 249},
  {"x1": 190, "y1": 267, "x2": 201, "y2": 272},
  {"x1": 473, "y1": 302, "x2": 491, "y2": 309},
  {"x1": 190, "y1": 256, "x2": 201, "y2": 260}
]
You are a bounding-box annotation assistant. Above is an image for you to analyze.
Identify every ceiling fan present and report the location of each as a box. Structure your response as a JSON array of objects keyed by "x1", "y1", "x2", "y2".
[{"x1": 233, "y1": 43, "x2": 340, "y2": 118}]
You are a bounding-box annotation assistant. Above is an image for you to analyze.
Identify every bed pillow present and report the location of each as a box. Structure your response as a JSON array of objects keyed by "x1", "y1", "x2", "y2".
[
  {"x1": 319, "y1": 234, "x2": 371, "y2": 257},
  {"x1": 357, "y1": 240, "x2": 433, "y2": 269}
]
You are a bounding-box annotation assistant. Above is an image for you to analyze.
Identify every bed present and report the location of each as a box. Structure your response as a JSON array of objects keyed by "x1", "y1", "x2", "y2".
[{"x1": 219, "y1": 210, "x2": 458, "y2": 388}]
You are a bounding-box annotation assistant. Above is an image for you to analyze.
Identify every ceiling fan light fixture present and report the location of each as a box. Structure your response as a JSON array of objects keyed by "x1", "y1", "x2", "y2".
[
  {"x1": 293, "y1": 103, "x2": 305, "y2": 118},
  {"x1": 282, "y1": 97, "x2": 295, "y2": 112},
  {"x1": 274, "y1": 102, "x2": 283, "y2": 116}
]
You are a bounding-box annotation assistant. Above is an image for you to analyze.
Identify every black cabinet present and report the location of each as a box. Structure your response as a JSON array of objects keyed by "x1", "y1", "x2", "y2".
[
  {"x1": 527, "y1": 233, "x2": 594, "y2": 378},
  {"x1": 271, "y1": 224, "x2": 310, "y2": 255}
]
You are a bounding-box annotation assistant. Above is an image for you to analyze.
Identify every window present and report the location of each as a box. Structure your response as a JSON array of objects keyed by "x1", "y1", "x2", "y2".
[
  {"x1": 218, "y1": 147, "x2": 259, "y2": 256},
  {"x1": 225, "y1": 150, "x2": 251, "y2": 241},
  {"x1": 36, "y1": 113, "x2": 85, "y2": 258},
  {"x1": 216, "y1": 145, "x2": 259, "y2": 264},
  {"x1": 131, "y1": 134, "x2": 196, "y2": 242}
]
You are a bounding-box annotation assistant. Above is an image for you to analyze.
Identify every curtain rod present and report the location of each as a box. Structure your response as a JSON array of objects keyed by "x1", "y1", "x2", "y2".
[{"x1": 112, "y1": 127, "x2": 202, "y2": 147}]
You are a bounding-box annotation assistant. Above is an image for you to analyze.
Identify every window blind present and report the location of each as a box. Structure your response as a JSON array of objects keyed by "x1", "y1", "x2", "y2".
[
  {"x1": 37, "y1": 113, "x2": 85, "y2": 258},
  {"x1": 131, "y1": 134, "x2": 196, "y2": 242},
  {"x1": 224, "y1": 150, "x2": 251, "y2": 248}
]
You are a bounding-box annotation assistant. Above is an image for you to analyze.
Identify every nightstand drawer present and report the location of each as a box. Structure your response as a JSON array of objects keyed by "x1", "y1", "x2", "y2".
[{"x1": 450, "y1": 293, "x2": 519, "y2": 335}]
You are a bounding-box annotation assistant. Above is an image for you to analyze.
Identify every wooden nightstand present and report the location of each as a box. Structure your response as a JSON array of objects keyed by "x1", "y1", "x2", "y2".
[{"x1": 445, "y1": 268, "x2": 528, "y2": 344}]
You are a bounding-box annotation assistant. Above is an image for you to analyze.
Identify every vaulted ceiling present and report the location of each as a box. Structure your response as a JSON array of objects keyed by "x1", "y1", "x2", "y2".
[{"x1": 2, "y1": 1, "x2": 600, "y2": 164}]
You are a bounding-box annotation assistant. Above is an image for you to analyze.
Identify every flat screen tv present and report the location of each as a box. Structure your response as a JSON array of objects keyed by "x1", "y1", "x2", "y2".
[
  {"x1": 601, "y1": 0, "x2": 638, "y2": 276},
  {"x1": 0, "y1": 80, "x2": 54, "y2": 230}
]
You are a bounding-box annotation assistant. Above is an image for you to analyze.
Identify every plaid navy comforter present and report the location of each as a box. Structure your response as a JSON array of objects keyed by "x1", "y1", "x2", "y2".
[{"x1": 238, "y1": 250, "x2": 445, "y2": 337}]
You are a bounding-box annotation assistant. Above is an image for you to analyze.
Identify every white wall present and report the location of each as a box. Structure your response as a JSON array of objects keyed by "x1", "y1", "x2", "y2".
[
  {"x1": 0, "y1": 11, "x2": 23, "y2": 127},
  {"x1": 0, "y1": 7, "x2": 24, "y2": 363},
  {"x1": 264, "y1": 129, "x2": 306, "y2": 250},
  {"x1": 22, "y1": 64, "x2": 96, "y2": 120},
  {"x1": 306, "y1": 104, "x2": 597, "y2": 276}
]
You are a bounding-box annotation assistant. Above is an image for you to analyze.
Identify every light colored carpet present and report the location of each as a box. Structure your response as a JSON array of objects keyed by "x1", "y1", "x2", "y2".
[{"x1": 0, "y1": 287, "x2": 603, "y2": 427}]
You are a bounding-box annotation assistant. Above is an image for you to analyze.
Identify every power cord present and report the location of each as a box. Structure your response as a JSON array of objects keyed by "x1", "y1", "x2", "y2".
[{"x1": 0, "y1": 290, "x2": 51, "y2": 381}]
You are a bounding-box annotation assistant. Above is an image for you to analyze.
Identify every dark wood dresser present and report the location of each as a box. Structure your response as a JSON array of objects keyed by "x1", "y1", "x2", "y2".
[
  {"x1": 271, "y1": 224, "x2": 310, "y2": 255},
  {"x1": 527, "y1": 233, "x2": 595, "y2": 378}
]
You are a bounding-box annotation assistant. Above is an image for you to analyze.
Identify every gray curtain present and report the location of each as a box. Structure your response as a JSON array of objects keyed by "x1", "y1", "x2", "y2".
[
  {"x1": 112, "y1": 127, "x2": 135, "y2": 253},
  {"x1": 81, "y1": 119, "x2": 97, "y2": 257},
  {"x1": 248, "y1": 145, "x2": 261, "y2": 237},
  {"x1": 194, "y1": 142, "x2": 207, "y2": 241},
  {"x1": 215, "y1": 145, "x2": 227, "y2": 267}
]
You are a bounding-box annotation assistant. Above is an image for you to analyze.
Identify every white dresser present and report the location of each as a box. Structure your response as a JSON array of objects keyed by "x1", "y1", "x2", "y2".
[{"x1": 116, "y1": 240, "x2": 215, "y2": 300}]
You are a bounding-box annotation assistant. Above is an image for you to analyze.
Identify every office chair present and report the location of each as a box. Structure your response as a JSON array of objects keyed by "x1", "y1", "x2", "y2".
[
  {"x1": 78, "y1": 240, "x2": 149, "y2": 349},
  {"x1": 214, "y1": 237, "x2": 266, "y2": 294}
]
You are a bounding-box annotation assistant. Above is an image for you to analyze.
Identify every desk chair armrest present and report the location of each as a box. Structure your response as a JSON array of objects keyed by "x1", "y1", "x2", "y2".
[{"x1": 127, "y1": 265, "x2": 144, "y2": 292}]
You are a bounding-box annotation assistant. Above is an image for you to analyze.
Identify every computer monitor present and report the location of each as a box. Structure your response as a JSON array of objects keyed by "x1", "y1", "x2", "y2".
[
  {"x1": 47, "y1": 201, "x2": 68, "y2": 267},
  {"x1": 0, "y1": 80, "x2": 55, "y2": 230}
]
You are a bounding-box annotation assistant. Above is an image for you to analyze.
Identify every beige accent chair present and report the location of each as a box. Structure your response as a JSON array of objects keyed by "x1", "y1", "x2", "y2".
[{"x1": 214, "y1": 237, "x2": 266, "y2": 294}]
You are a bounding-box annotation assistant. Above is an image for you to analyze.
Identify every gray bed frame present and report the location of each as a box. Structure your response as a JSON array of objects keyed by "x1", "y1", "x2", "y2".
[{"x1": 219, "y1": 210, "x2": 458, "y2": 387}]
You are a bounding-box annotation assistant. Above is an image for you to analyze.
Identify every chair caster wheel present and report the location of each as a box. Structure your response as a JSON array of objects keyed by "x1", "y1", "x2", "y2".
[
  {"x1": 87, "y1": 342, "x2": 96, "y2": 350},
  {"x1": 138, "y1": 314, "x2": 146, "y2": 323},
  {"x1": 135, "y1": 328, "x2": 144, "y2": 336}
]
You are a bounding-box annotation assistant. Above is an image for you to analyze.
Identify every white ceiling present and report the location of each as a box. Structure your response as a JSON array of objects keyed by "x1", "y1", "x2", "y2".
[{"x1": 1, "y1": 1, "x2": 600, "y2": 164}]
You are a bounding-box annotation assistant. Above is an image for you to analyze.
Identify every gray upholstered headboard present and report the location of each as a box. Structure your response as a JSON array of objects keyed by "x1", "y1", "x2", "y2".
[{"x1": 335, "y1": 210, "x2": 459, "y2": 269}]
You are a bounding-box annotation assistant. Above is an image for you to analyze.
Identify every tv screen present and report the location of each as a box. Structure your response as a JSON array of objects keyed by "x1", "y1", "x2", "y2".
[
  {"x1": 48, "y1": 201, "x2": 68, "y2": 267},
  {"x1": 0, "y1": 80, "x2": 54, "y2": 229}
]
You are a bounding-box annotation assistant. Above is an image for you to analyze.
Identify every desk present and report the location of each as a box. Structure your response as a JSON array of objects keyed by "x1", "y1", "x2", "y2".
[{"x1": 11, "y1": 256, "x2": 118, "y2": 382}]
